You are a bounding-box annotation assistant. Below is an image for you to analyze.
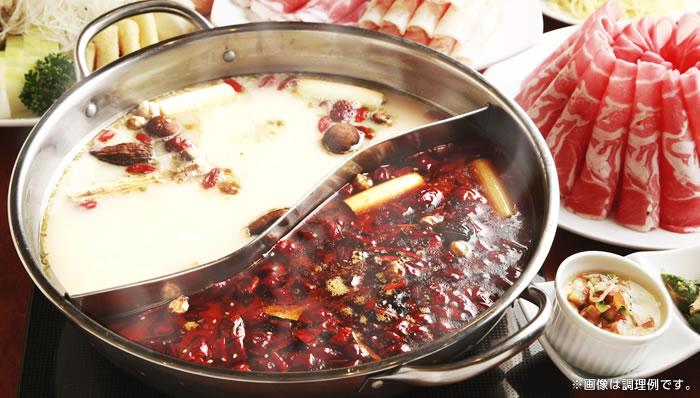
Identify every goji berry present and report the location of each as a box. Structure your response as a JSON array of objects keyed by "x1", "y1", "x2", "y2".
[
  {"x1": 79, "y1": 199, "x2": 97, "y2": 209},
  {"x1": 202, "y1": 167, "x2": 220, "y2": 189},
  {"x1": 354, "y1": 107, "x2": 369, "y2": 123},
  {"x1": 356, "y1": 125, "x2": 375, "y2": 139},
  {"x1": 97, "y1": 129, "x2": 116, "y2": 142},
  {"x1": 126, "y1": 163, "x2": 157, "y2": 174},
  {"x1": 224, "y1": 78, "x2": 245, "y2": 93},
  {"x1": 258, "y1": 75, "x2": 276, "y2": 88},
  {"x1": 135, "y1": 133, "x2": 152, "y2": 145},
  {"x1": 277, "y1": 75, "x2": 297, "y2": 91},
  {"x1": 317, "y1": 116, "x2": 332, "y2": 133}
]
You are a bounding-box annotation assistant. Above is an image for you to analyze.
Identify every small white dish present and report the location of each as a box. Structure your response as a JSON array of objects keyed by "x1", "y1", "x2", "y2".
[
  {"x1": 519, "y1": 247, "x2": 700, "y2": 382},
  {"x1": 548, "y1": 252, "x2": 673, "y2": 376},
  {"x1": 483, "y1": 26, "x2": 700, "y2": 250},
  {"x1": 0, "y1": 117, "x2": 39, "y2": 128},
  {"x1": 210, "y1": 0, "x2": 544, "y2": 70}
]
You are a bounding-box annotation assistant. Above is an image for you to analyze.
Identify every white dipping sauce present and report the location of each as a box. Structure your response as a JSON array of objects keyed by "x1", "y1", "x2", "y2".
[{"x1": 42, "y1": 75, "x2": 435, "y2": 294}]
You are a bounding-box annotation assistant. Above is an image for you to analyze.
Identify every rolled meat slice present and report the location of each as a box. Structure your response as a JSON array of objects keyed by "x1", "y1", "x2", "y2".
[
  {"x1": 565, "y1": 59, "x2": 637, "y2": 219},
  {"x1": 515, "y1": 0, "x2": 622, "y2": 109},
  {"x1": 335, "y1": 0, "x2": 370, "y2": 24},
  {"x1": 294, "y1": 0, "x2": 369, "y2": 23},
  {"x1": 404, "y1": 1, "x2": 448, "y2": 45},
  {"x1": 428, "y1": 0, "x2": 487, "y2": 55},
  {"x1": 615, "y1": 61, "x2": 666, "y2": 232},
  {"x1": 661, "y1": 13, "x2": 700, "y2": 70},
  {"x1": 449, "y1": 5, "x2": 499, "y2": 65},
  {"x1": 249, "y1": 0, "x2": 295, "y2": 20},
  {"x1": 425, "y1": 0, "x2": 463, "y2": 5},
  {"x1": 613, "y1": 21, "x2": 650, "y2": 62},
  {"x1": 546, "y1": 45, "x2": 617, "y2": 196},
  {"x1": 378, "y1": 0, "x2": 422, "y2": 37},
  {"x1": 639, "y1": 50, "x2": 673, "y2": 69},
  {"x1": 681, "y1": 67, "x2": 700, "y2": 156},
  {"x1": 527, "y1": 30, "x2": 612, "y2": 139},
  {"x1": 659, "y1": 69, "x2": 700, "y2": 232},
  {"x1": 649, "y1": 17, "x2": 674, "y2": 53},
  {"x1": 358, "y1": 0, "x2": 393, "y2": 29}
]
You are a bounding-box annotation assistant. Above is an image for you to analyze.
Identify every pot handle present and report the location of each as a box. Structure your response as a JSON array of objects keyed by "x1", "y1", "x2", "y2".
[
  {"x1": 74, "y1": 0, "x2": 213, "y2": 80},
  {"x1": 362, "y1": 285, "x2": 552, "y2": 389}
]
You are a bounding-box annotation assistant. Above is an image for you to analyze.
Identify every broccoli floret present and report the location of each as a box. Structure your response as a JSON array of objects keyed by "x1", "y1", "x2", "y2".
[{"x1": 20, "y1": 53, "x2": 75, "y2": 115}]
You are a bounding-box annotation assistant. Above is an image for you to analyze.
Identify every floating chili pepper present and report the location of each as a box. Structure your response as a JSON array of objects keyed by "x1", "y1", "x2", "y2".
[
  {"x1": 202, "y1": 167, "x2": 221, "y2": 189},
  {"x1": 277, "y1": 75, "x2": 298, "y2": 91},
  {"x1": 355, "y1": 125, "x2": 375, "y2": 139},
  {"x1": 79, "y1": 199, "x2": 97, "y2": 209},
  {"x1": 97, "y1": 129, "x2": 116, "y2": 142},
  {"x1": 224, "y1": 78, "x2": 245, "y2": 93},
  {"x1": 135, "y1": 133, "x2": 152, "y2": 145},
  {"x1": 125, "y1": 163, "x2": 157, "y2": 174},
  {"x1": 355, "y1": 107, "x2": 369, "y2": 123},
  {"x1": 258, "y1": 75, "x2": 276, "y2": 88},
  {"x1": 317, "y1": 116, "x2": 332, "y2": 133}
]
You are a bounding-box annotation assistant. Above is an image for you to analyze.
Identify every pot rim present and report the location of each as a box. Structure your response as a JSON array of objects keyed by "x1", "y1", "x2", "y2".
[{"x1": 9, "y1": 21, "x2": 560, "y2": 384}]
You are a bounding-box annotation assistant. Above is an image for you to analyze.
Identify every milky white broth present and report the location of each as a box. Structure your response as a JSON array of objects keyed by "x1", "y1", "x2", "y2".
[{"x1": 42, "y1": 75, "x2": 435, "y2": 294}]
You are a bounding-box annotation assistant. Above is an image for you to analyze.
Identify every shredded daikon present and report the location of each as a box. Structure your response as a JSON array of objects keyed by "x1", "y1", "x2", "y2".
[
  {"x1": 546, "y1": 0, "x2": 689, "y2": 21},
  {"x1": 1, "y1": 0, "x2": 134, "y2": 51}
]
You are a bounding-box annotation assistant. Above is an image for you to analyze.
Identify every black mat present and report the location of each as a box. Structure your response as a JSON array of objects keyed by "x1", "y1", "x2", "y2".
[{"x1": 19, "y1": 288, "x2": 572, "y2": 398}]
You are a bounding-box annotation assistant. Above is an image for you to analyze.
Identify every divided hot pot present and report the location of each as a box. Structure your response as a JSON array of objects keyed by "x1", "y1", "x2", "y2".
[{"x1": 8, "y1": 2, "x2": 559, "y2": 397}]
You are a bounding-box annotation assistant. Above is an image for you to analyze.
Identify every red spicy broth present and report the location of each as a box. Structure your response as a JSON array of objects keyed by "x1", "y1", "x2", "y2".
[{"x1": 105, "y1": 140, "x2": 534, "y2": 372}]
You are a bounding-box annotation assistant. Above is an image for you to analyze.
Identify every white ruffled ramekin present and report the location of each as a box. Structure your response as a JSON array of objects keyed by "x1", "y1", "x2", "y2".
[{"x1": 546, "y1": 251, "x2": 672, "y2": 376}]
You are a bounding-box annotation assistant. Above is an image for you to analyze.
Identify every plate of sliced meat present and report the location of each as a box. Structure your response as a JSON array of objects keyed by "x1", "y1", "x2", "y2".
[
  {"x1": 485, "y1": 0, "x2": 700, "y2": 250},
  {"x1": 210, "y1": 0, "x2": 544, "y2": 70}
]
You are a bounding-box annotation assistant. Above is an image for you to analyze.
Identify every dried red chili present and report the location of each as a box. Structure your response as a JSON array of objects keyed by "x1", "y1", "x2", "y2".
[{"x1": 106, "y1": 142, "x2": 533, "y2": 373}]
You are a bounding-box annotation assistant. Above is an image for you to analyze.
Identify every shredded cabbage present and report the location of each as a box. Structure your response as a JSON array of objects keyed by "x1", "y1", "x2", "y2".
[
  {"x1": 546, "y1": 0, "x2": 688, "y2": 21},
  {"x1": 1, "y1": 0, "x2": 134, "y2": 52}
]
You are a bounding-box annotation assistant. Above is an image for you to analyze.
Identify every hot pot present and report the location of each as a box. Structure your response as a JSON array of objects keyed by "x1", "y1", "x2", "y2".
[{"x1": 8, "y1": 1, "x2": 559, "y2": 397}]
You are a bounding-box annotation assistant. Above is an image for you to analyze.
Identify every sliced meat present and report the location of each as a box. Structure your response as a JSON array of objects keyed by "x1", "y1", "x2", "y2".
[
  {"x1": 661, "y1": 13, "x2": 700, "y2": 72},
  {"x1": 335, "y1": 0, "x2": 369, "y2": 24},
  {"x1": 449, "y1": 4, "x2": 499, "y2": 65},
  {"x1": 565, "y1": 59, "x2": 637, "y2": 219},
  {"x1": 515, "y1": 0, "x2": 622, "y2": 109},
  {"x1": 681, "y1": 67, "x2": 700, "y2": 157},
  {"x1": 546, "y1": 45, "x2": 617, "y2": 196},
  {"x1": 404, "y1": 1, "x2": 448, "y2": 45},
  {"x1": 659, "y1": 69, "x2": 700, "y2": 232},
  {"x1": 379, "y1": 0, "x2": 422, "y2": 36},
  {"x1": 358, "y1": 0, "x2": 393, "y2": 29},
  {"x1": 527, "y1": 31, "x2": 611, "y2": 139},
  {"x1": 615, "y1": 62, "x2": 666, "y2": 231},
  {"x1": 613, "y1": 21, "x2": 649, "y2": 62},
  {"x1": 428, "y1": 0, "x2": 486, "y2": 54},
  {"x1": 294, "y1": 0, "x2": 369, "y2": 23}
]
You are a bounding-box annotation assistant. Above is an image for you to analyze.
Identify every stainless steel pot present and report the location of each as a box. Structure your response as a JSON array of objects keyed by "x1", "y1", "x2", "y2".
[{"x1": 9, "y1": 1, "x2": 560, "y2": 397}]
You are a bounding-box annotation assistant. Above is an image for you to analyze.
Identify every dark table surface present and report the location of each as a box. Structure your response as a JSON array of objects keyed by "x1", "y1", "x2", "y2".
[{"x1": 2, "y1": 15, "x2": 698, "y2": 398}]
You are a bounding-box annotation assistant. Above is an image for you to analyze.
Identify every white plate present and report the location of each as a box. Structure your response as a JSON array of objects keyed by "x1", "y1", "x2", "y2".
[
  {"x1": 210, "y1": 0, "x2": 544, "y2": 70},
  {"x1": 539, "y1": 0, "x2": 585, "y2": 25},
  {"x1": 0, "y1": 117, "x2": 40, "y2": 128},
  {"x1": 540, "y1": 0, "x2": 700, "y2": 26},
  {"x1": 521, "y1": 246, "x2": 700, "y2": 381},
  {"x1": 483, "y1": 26, "x2": 700, "y2": 250}
]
